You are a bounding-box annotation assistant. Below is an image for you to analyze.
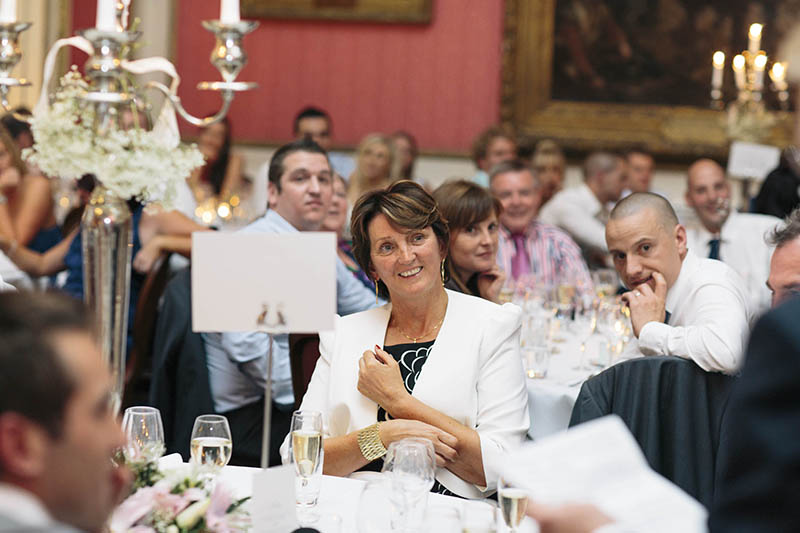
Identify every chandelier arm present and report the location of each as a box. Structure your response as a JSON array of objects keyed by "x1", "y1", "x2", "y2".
[{"x1": 144, "y1": 80, "x2": 232, "y2": 127}]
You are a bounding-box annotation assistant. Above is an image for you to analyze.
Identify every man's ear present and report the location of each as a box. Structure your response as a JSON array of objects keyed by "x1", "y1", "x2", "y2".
[
  {"x1": 0, "y1": 413, "x2": 51, "y2": 480},
  {"x1": 675, "y1": 224, "x2": 688, "y2": 258}
]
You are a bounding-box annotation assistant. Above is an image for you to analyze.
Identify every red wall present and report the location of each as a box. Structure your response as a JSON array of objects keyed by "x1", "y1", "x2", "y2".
[{"x1": 72, "y1": 0, "x2": 505, "y2": 153}]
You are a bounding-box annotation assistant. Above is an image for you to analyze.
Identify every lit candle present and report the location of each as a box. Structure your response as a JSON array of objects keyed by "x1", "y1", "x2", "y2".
[
  {"x1": 770, "y1": 61, "x2": 788, "y2": 91},
  {"x1": 96, "y1": 0, "x2": 116, "y2": 32},
  {"x1": 754, "y1": 53, "x2": 767, "y2": 91},
  {"x1": 712, "y1": 51, "x2": 725, "y2": 89},
  {"x1": 748, "y1": 23, "x2": 763, "y2": 55},
  {"x1": 732, "y1": 54, "x2": 746, "y2": 90},
  {"x1": 0, "y1": 0, "x2": 16, "y2": 24},
  {"x1": 220, "y1": 0, "x2": 240, "y2": 24}
]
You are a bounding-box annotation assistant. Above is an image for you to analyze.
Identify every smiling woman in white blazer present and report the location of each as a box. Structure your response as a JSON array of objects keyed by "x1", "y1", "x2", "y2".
[{"x1": 283, "y1": 181, "x2": 529, "y2": 499}]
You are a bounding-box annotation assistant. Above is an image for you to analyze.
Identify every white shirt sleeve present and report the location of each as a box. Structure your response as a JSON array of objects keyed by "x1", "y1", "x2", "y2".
[{"x1": 637, "y1": 281, "x2": 748, "y2": 373}]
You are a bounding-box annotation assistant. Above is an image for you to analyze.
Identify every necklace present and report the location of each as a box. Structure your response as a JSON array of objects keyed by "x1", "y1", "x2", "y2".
[{"x1": 391, "y1": 313, "x2": 445, "y2": 343}]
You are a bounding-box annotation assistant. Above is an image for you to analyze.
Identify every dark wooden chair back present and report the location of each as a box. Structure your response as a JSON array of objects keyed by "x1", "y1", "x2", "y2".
[
  {"x1": 289, "y1": 333, "x2": 321, "y2": 410},
  {"x1": 123, "y1": 252, "x2": 172, "y2": 408}
]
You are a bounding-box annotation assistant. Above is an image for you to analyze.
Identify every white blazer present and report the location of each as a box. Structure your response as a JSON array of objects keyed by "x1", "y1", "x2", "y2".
[{"x1": 292, "y1": 289, "x2": 530, "y2": 498}]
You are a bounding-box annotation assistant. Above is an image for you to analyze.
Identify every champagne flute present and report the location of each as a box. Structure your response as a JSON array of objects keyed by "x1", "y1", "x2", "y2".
[
  {"x1": 289, "y1": 410, "x2": 324, "y2": 523},
  {"x1": 498, "y1": 477, "x2": 528, "y2": 533},
  {"x1": 190, "y1": 414, "x2": 233, "y2": 480},
  {"x1": 121, "y1": 406, "x2": 165, "y2": 463}
]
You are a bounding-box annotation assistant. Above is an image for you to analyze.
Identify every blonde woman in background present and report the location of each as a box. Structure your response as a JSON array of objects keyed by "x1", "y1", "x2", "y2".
[
  {"x1": 530, "y1": 139, "x2": 566, "y2": 208},
  {"x1": 347, "y1": 133, "x2": 395, "y2": 206}
]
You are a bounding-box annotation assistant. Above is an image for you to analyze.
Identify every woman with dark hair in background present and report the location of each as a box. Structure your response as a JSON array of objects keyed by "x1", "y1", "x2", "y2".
[
  {"x1": 187, "y1": 117, "x2": 243, "y2": 202},
  {"x1": 391, "y1": 130, "x2": 419, "y2": 182},
  {"x1": 433, "y1": 180, "x2": 506, "y2": 302},
  {"x1": 0, "y1": 117, "x2": 60, "y2": 254}
]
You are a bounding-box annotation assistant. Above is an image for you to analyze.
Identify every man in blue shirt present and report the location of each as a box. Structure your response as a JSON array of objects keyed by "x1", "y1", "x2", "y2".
[{"x1": 203, "y1": 138, "x2": 377, "y2": 466}]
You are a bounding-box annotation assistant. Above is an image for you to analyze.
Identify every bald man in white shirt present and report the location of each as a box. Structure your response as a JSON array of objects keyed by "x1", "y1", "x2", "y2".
[
  {"x1": 684, "y1": 159, "x2": 780, "y2": 315},
  {"x1": 605, "y1": 193, "x2": 751, "y2": 373}
]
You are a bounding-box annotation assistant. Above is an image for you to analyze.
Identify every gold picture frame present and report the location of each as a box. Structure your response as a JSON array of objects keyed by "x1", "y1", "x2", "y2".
[
  {"x1": 241, "y1": 0, "x2": 432, "y2": 24},
  {"x1": 500, "y1": 0, "x2": 793, "y2": 159}
]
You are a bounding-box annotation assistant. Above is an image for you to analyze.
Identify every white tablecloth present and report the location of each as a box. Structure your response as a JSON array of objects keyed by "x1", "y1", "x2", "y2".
[
  {"x1": 526, "y1": 333, "x2": 641, "y2": 440},
  {"x1": 0, "y1": 250, "x2": 31, "y2": 290},
  {"x1": 216, "y1": 466, "x2": 537, "y2": 532}
]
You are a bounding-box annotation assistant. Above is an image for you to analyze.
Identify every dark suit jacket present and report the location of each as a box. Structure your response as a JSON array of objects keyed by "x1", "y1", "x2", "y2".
[
  {"x1": 148, "y1": 268, "x2": 215, "y2": 460},
  {"x1": 569, "y1": 356, "x2": 734, "y2": 508},
  {"x1": 709, "y1": 297, "x2": 800, "y2": 532}
]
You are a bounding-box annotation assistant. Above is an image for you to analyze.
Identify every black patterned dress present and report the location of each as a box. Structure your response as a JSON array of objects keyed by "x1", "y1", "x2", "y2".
[{"x1": 359, "y1": 340, "x2": 459, "y2": 497}]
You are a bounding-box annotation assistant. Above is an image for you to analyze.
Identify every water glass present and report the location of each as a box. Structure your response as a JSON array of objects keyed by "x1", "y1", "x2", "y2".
[
  {"x1": 384, "y1": 438, "x2": 435, "y2": 532},
  {"x1": 357, "y1": 480, "x2": 395, "y2": 533},
  {"x1": 523, "y1": 346, "x2": 550, "y2": 379},
  {"x1": 121, "y1": 406, "x2": 165, "y2": 463},
  {"x1": 289, "y1": 410, "x2": 324, "y2": 523},
  {"x1": 190, "y1": 414, "x2": 233, "y2": 480},
  {"x1": 498, "y1": 478, "x2": 528, "y2": 533}
]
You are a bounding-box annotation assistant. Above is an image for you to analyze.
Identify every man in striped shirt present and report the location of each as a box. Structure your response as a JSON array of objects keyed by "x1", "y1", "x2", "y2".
[{"x1": 489, "y1": 160, "x2": 594, "y2": 298}]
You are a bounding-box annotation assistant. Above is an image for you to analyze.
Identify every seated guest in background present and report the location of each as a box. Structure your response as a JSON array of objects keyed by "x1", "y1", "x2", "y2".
[
  {"x1": 322, "y1": 174, "x2": 374, "y2": 292},
  {"x1": 766, "y1": 207, "x2": 800, "y2": 307},
  {"x1": 294, "y1": 106, "x2": 354, "y2": 179},
  {"x1": 390, "y1": 130, "x2": 420, "y2": 184},
  {"x1": 684, "y1": 159, "x2": 780, "y2": 315},
  {"x1": 469, "y1": 125, "x2": 517, "y2": 188},
  {"x1": 0, "y1": 292, "x2": 130, "y2": 532},
  {"x1": 489, "y1": 160, "x2": 592, "y2": 297},
  {"x1": 529, "y1": 139, "x2": 566, "y2": 207},
  {"x1": 623, "y1": 148, "x2": 655, "y2": 196},
  {"x1": 432, "y1": 180, "x2": 506, "y2": 302},
  {"x1": 606, "y1": 193, "x2": 751, "y2": 373},
  {"x1": 286, "y1": 181, "x2": 529, "y2": 498},
  {"x1": 0, "y1": 175, "x2": 208, "y2": 354},
  {"x1": 540, "y1": 151, "x2": 626, "y2": 267},
  {"x1": 752, "y1": 146, "x2": 800, "y2": 219},
  {"x1": 347, "y1": 133, "x2": 395, "y2": 206},
  {"x1": 204, "y1": 139, "x2": 377, "y2": 467},
  {"x1": 0, "y1": 124, "x2": 60, "y2": 254},
  {"x1": 1, "y1": 108, "x2": 33, "y2": 150},
  {"x1": 187, "y1": 117, "x2": 243, "y2": 203}
]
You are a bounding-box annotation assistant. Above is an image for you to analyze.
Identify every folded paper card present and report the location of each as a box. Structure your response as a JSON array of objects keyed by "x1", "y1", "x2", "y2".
[
  {"x1": 501, "y1": 415, "x2": 708, "y2": 533},
  {"x1": 191, "y1": 232, "x2": 336, "y2": 333}
]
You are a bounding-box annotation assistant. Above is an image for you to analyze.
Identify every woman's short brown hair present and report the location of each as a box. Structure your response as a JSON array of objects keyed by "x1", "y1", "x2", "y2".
[
  {"x1": 432, "y1": 180, "x2": 502, "y2": 234},
  {"x1": 350, "y1": 180, "x2": 449, "y2": 300}
]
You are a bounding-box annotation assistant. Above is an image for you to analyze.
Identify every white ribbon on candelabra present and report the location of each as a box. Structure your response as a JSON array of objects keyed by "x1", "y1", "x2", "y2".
[{"x1": 33, "y1": 36, "x2": 181, "y2": 149}]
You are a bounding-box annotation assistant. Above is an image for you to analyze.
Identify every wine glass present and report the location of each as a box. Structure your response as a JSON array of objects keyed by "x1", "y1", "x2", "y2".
[
  {"x1": 384, "y1": 438, "x2": 435, "y2": 532},
  {"x1": 190, "y1": 414, "x2": 233, "y2": 481},
  {"x1": 121, "y1": 406, "x2": 165, "y2": 463},
  {"x1": 592, "y1": 269, "x2": 619, "y2": 301},
  {"x1": 498, "y1": 477, "x2": 528, "y2": 533},
  {"x1": 289, "y1": 410, "x2": 324, "y2": 523}
]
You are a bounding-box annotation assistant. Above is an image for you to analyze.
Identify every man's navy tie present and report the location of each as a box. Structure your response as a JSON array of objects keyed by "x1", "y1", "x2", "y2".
[{"x1": 708, "y1": 238, "x2": 721, "y2": 260}]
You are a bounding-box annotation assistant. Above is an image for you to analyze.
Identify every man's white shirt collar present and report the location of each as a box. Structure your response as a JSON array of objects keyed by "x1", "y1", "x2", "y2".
[{"x1": 0, "y1": 483, "x2": 54, "y2": 528}]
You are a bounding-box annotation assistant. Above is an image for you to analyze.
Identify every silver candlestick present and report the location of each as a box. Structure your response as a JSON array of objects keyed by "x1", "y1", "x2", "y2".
[
  {"x1": 146, "y1": 20, "x2": 259, "y2": 127},
  {"x1": 0, "y1": 21, "x2": 32, "y2": 117}
]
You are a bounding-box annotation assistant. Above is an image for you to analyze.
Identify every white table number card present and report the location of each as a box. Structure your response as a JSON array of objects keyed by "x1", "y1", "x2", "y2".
[
  {"x1": 251, "y1": 465, "x2": 298, "y2": 532},
  {"x1": 191, "y1": 232, "x2": 336, "y2": 334}
]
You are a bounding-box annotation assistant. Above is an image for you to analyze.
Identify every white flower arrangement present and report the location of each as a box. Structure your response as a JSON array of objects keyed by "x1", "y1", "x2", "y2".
[{"x1": 23, "y1": 69, "x2": 204, "y2": 209}]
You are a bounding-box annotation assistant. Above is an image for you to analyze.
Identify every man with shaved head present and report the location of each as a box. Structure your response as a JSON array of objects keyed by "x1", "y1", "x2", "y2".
[
  {"x1": 540, "y1": 151, "x2": 627, "y2": 266},
  {"x1": 605, "y1": 193, "x2": 751, "y2": 373},
  {"x1": 684, "y1": 158, "x2": 780, "y2": 314}
]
